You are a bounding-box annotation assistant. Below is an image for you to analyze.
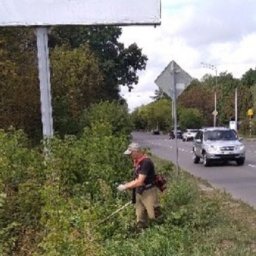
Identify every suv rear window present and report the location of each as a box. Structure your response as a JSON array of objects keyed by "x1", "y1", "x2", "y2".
[{"x1": 204, "y1": 130, "x2": 237, "y2": 141}]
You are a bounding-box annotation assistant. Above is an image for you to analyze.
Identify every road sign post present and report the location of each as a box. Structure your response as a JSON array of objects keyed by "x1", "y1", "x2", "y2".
[
  {"x1": 155, "y1": 60, "x2": 193, "y2": 172},
  {"x1": 201, "y1": 63, "x2": 218, "y2": 127}
]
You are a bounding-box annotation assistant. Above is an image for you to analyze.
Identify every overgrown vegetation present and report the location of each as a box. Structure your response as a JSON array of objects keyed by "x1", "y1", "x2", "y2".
[
  {"x1": 1, "y1": 25, "x2": 256, "y2": 255},
  {"x1": 0, "y1": 26, "x2": 146, "y2": 141},
  {"x1": 0, "y1": 105, "x2": 255, "y2": 255}
]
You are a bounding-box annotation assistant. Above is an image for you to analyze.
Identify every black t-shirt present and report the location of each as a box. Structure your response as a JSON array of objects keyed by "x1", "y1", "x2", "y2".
[{"x1": 135, "y1": 158, "x2": 155, "y2": 187}]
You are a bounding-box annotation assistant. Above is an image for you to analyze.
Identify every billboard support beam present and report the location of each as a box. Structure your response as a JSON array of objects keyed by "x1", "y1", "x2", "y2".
[{"x1": 36, "y1": 27, "x2": 53, "y2": 138}]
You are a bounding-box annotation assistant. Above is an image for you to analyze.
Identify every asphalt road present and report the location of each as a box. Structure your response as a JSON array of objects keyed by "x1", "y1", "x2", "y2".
[{"x1": 132, "y1": 131, "x2": 256, "y2": 209}]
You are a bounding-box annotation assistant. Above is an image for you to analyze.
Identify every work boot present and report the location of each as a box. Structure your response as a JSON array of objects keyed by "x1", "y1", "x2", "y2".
[
  {"x1": 154, "y1": 206, "x2": 162, "y2": 218},
  {"x1": 136, "y1": 221, "x2": 148, "y2": 231},
  {"x1": 154, "y1": 207, "x2": 164, "y2": 225}
]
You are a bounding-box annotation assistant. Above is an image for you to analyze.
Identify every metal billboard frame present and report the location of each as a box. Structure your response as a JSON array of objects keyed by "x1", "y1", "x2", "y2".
[{"x1": 0, "y1": 0, "x2": 161, "y2": 26}]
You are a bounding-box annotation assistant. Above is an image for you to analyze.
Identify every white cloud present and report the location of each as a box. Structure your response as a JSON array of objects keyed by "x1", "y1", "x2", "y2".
[{"x1": 120, "y1": 0, "x2": 256, "y2": 112}]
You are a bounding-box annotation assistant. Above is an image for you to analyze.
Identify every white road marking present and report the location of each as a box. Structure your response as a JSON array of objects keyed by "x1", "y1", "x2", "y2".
[{"x1": 248, "y1": 164, "x2": 256, "y2": 168}]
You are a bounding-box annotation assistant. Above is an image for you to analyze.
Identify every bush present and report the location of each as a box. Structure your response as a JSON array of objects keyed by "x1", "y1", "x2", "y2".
[
  {"x1": 162, "y1": 174, "x2": 198, "y2": 209},
  {"x1": 0, "y1": 129, "x2": 45, "y2": 255},
  {"x1": 81, "y1": 101, "x2": 133, "y2": 137}
]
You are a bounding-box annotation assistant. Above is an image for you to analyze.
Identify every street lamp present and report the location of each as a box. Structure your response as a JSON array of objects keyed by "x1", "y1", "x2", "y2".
[{"x1": 201, "y1": 62, "x2": 218, "y2": 127}]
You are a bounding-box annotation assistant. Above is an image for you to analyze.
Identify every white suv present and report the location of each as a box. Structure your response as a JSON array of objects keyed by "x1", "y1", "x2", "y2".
[
  {"x1": 192, "y1": 127, "x2": 245, "y2": 166},
  {"x1": 182, "y1": 129, "x2": 198, "y2": 141}
]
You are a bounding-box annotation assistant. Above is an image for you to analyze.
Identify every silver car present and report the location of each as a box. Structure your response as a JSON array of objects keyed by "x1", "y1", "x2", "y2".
[{"x1": 192, "y1": 127, "x2": 245, "y2": 166}]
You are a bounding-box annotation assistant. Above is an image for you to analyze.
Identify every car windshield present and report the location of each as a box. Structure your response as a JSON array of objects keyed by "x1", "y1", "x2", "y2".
[
  {"x1": 204, "y1": 130, "x2": 237, "y2": 141},
  {"x1": 172, "y1": 130, "x2": 182, "y2": 133}
]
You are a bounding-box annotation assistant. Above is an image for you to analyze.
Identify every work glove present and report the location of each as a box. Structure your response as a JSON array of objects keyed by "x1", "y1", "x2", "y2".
[{"x1": 117, "y1": 184, "x2": 127, "y2": 192}]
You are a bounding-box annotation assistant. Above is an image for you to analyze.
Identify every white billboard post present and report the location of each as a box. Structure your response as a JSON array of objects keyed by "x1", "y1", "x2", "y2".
[
  {"x1": 155, "y1": 60, "x2": 193, "y2": 172},
  {"x1": 0, "y1": 0, "x2": 161, "y2": 139}
]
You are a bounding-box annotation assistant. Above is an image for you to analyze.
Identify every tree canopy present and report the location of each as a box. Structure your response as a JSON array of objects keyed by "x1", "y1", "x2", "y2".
[
  {"x1": 135, "y1": 72, "x2": 255, "y2": 133},
  {"x1": 0, "y1": 26, "x2": 147, "y2": 140},
  {"x1": 131, "y1": 99, "x2": 172, "y2": 131},
  {"x1": 49, "y1": 26, "x2": 148, "y2": 99}
]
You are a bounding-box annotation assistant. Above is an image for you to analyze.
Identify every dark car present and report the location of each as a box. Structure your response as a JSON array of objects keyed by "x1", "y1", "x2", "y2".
[
  {"x1": 169, "y1": 129, "x2": 182, "y2": 139},
  {"x1": 152, "y1": 129, "x2": 160, "y2": 135}
]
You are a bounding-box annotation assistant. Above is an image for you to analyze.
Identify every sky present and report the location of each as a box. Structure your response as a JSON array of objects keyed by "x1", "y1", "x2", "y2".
[{"x1": 120, "y1": 0, "x2": 256, "y2": 112}]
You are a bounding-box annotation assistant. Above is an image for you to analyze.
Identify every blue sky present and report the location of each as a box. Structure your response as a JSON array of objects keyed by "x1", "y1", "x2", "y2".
[{"x1": 120, "y1": 0, "x2": 256, "y2": 112}]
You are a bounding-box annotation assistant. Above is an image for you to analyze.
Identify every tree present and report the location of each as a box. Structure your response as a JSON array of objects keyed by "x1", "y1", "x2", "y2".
[
  {"x1": 50, "y1": 44, "x2": 103, "y2": 136},
  {"x1": 178, "y1": 108, "x2": 203, "y2": 130},
  {"x1": 0, "y1": 28, "x2": 42, "y2": 141},
  {"x1": 241, "y1": 68, "x2": 256, "y2": 113},
  {"x1": 178, "y1": 80, "x2": 213, "y2": 126},
  {"x1": 0, "y1": 26, "x2": 147, "y2": 139},
  {"x1": 49, "y1": 26, "x2": 148, "y2": 100},
  {"x1": 250, "y1": 86, "x2": 256, "y2": 114},
  {"x1": 81, "y1": 100, "x2": 133, "y2": 136},
  {"x1": 130, "y1": 108, "x2": 147, "y2": 130},
  {"x1": 238, "y1": 84, "x2": 254, "y2": 121},
  {"x1": 133, "y1": 99, "x2": 172, "y2": 131},
  {"x1": 241, "y1": 68, "x2": 256, "y2": 87},
  {"x1": 215, "y1": 72, "x2": 239, "y2": 125},
  {"x1": 151, "y1": 88, "x2": 170, "y2": 101}
]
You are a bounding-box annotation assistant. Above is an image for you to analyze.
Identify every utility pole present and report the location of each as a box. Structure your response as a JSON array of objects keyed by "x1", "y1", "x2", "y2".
[
  {"x1": 201, "y1": 62, "x2": 218, "y2": 127},
  {"x1": 235, "y1": 87, "x2": 238, "y2": 132}
]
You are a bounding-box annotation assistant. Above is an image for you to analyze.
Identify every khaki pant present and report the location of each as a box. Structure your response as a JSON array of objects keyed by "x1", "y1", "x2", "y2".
[{"x1": 135, "y1": 186, "x2": 160, "y2": 224}]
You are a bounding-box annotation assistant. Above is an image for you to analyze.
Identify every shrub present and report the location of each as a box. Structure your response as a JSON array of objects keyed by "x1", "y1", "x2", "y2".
[
  {"x1": 0, "y1": 129, "x2": 44, "y2": 255},
  {"x1": 162, "y1": 174, "x2": 198, "y2": 209},
  {"x1": 81, "y1": 101, "x2": 133, "y2": 137}
]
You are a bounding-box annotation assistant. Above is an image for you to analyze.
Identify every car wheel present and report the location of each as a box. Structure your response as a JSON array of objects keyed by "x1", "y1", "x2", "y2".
[
  {"x1": 193, "y1": 154, "x2": 200, "y2": 164},
  {"x1": 236, "y1": 158, "x2": 245, "y2": 166},
  {"x1": 203, "y1": 153, "x2": 210, "y2": 167}
]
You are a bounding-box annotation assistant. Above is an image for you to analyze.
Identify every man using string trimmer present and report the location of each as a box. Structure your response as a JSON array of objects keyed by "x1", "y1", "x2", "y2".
[{"x1": 117, "y1": 142, "x2": 162, "y2": 229}]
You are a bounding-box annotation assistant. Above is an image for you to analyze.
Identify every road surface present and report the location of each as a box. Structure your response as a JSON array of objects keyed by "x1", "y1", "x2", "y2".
[{"x1": 132, "y1": 132, "x2": 256, "y2": 209}]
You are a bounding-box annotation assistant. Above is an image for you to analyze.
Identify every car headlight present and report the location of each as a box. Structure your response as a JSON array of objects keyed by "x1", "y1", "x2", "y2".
[
  {"x1": 206, "y1": 145, "x2": 219, "y2": 154},
  {"x1": 235, "y1": 145, "x2": 245, "y2": 151}
]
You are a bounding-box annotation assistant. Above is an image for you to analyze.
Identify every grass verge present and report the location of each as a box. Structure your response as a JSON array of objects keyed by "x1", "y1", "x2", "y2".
[{"x1": 101, "y1": 156, "x2": 256, "y2": 256}]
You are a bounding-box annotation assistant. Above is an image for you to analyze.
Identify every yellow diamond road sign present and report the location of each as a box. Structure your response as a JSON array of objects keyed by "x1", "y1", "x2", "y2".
[{"x1": 247, "y1": 108, "x2": 253, "y2": 116}]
